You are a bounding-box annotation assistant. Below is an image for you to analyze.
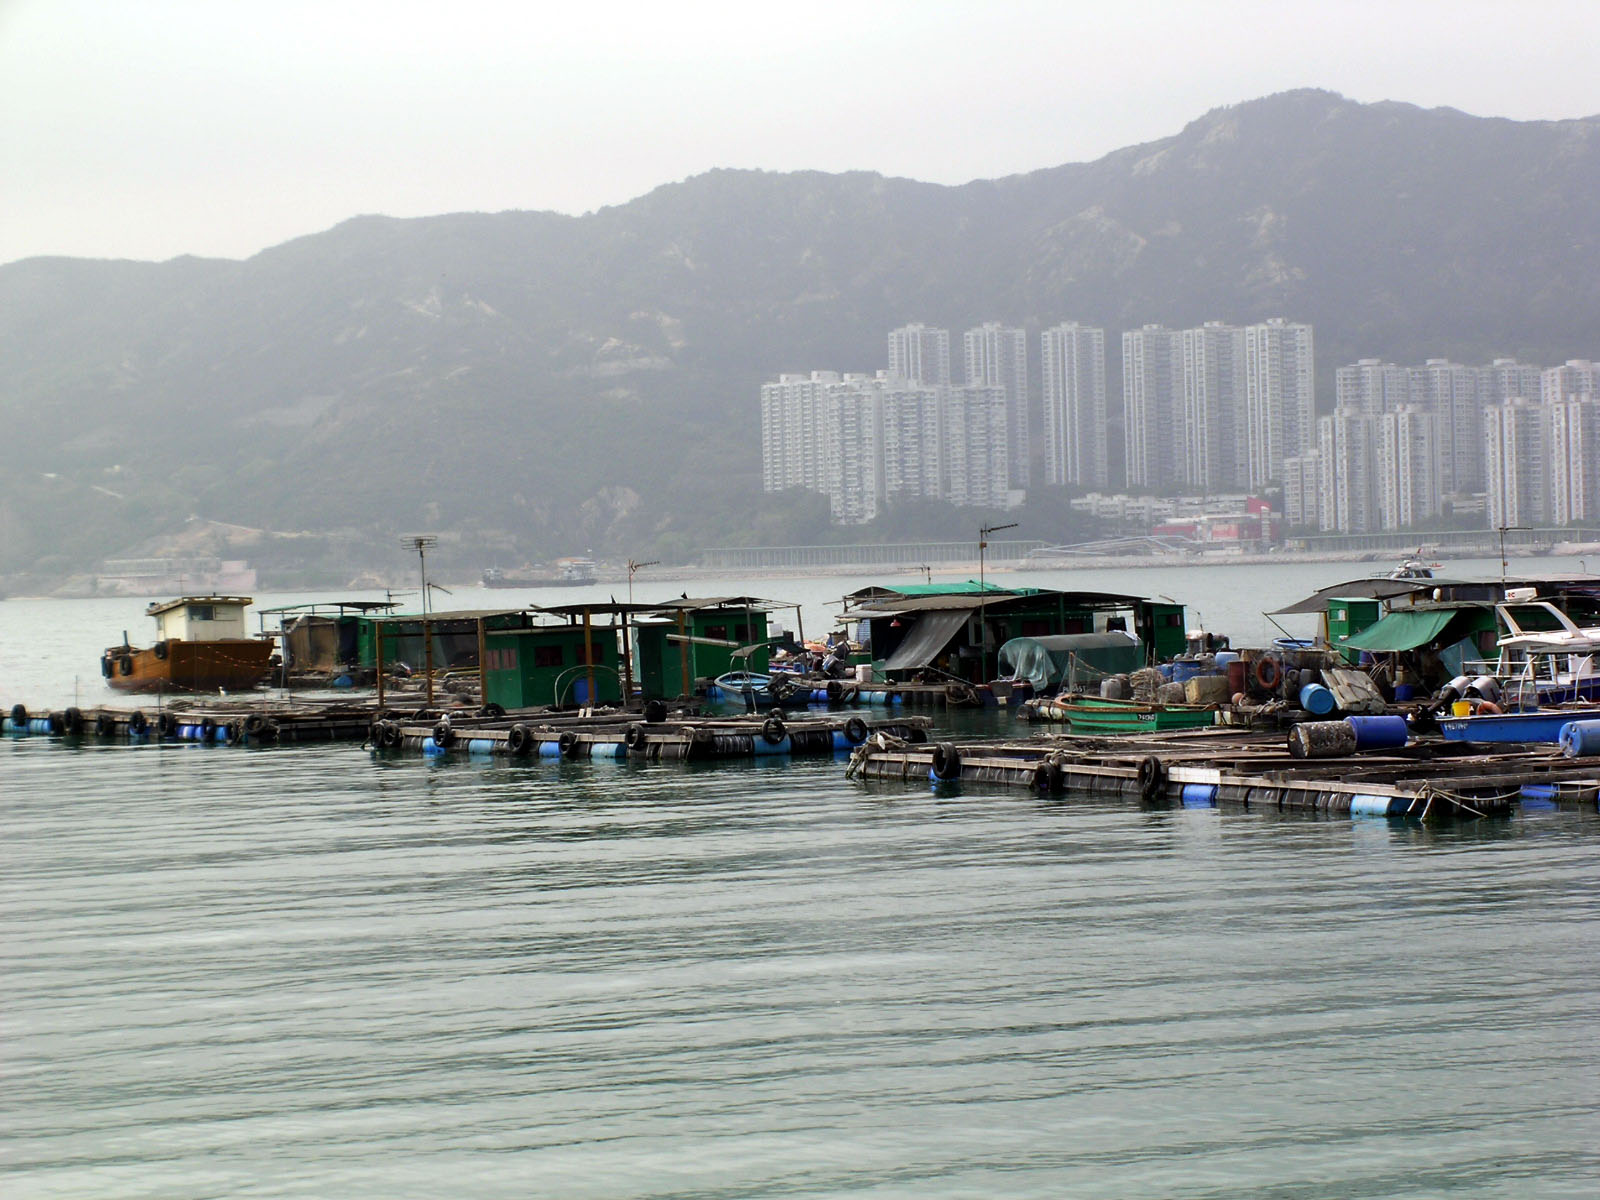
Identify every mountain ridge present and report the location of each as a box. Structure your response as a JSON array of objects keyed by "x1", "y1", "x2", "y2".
[{"x1": 2, "y1": 89, "x2": 1597, "y2": 586}]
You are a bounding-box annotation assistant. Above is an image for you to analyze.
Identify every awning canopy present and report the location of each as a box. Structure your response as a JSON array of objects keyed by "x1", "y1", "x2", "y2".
[
  {"x1": 1338, "y1": 607, "x2": 1458, "y2": 653},
  {"x1": 1270, "y1": 579, "x2": 1434, "y2": 615},
  {"x1": 883, "y1": 610, "x2": 969, "y2": 670}
]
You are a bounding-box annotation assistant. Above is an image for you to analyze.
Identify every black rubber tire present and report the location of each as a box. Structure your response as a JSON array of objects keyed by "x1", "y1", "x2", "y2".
[
  {"x1": 244, "y1": 713, "x2": 266, "y2": 736},
  {"x1": 643, "y1": 699, "x2": 668, "y2": 724},
  {"x1": 62, "y1": 707, "x2": 84, "y2": 735},
  {"x1": 158, "y1": 711, "x2": 178, "y2": 737},
  {"x1": 826, "y1": 679, "x2": 844, "y2": 702},
  {"x1": 95, "y1": 712, "x2": 116, "y2": 737},
  {"x1": 119, "y1": 656, "x2": 134, "y2": 676},
  {"x1": 199, "y1": 717, "x2": 216, "y2": 741},
  {"x1": 480, "y1": 702, "x2": 506, "y2": 719},
  {"x1": 153, "y1": 641, "x2": 169, "y2": 661},
  {"x1": 506, "y1": 723, "x2": 532, "y2": 756},
  {"x1": 761, "y1": 716, "x2": 787, "y2": 745},
  {"x1": 1137, "y1": 755, "x2": 1166, "y2": 803},
  {"x1": 382, "y1": 721, "x2": 402, "y2": 749},
  {"x1": 432, "y1": 720, "x2": 455, "y2": 748},
  {"x1": 9, "y1": 703, "x2": 24, "y2": 726},
  {"x1": 558, "y1": 730, "x2": 580, "y2": 759},
  {"x1": 843, "y1": 716, "x2": 869, "y2": 745},
  {"x1": 127, "y1": 710, "x2": 148, "y2": 735},
  {"x1": 101, "y1": 655, "x2": 113, "y2": 679},
  {"x1": 226, "y1": 720, "x2": 245, "y2": 745},
  {"x1": 623, "y1": 723, "x2": 646, "y2": 750},
  {"x1": 930, "y1": 742, "x2": 962, "y2": 780},
  {"x1": 1032, "y1": 762, "x2": 1056, "y2": 794}
]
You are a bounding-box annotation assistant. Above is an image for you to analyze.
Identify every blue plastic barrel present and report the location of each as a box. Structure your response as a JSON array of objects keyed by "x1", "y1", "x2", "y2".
[
  {"x1": 590, "y1": 742, "x2": 626, "y2": 759},
  {"x1": 1349, "y1": 794, "x2": 1398, "y2": 816},
  {"x1": 1181, "y1": 784, "x2": 1218, "y2": 807},
  {"x1": 538, "y1": 741, "x2": 562, "y2": 757},
  {"x1": 752, "y1": 735, "x2": 791, "y2": 757},
  {"x1": 423, "y1": 737, "x2": 447, "y2": 756},
  {"x1": 466, "y1": 739, "x2": 495, "y2": 755},
  {"x1": 1298, "y1": 682, "x2": 1336, "y2": 716},
  {"x1": 1519, "y1": 783, "x2": 1559, "y2": 809},
  {"x1": 1346, "y1": 715, "x2": 1408, "y2": 751},
  {"x1": 1559, "y1": 719, "x2": 1600, "y2": 757}
]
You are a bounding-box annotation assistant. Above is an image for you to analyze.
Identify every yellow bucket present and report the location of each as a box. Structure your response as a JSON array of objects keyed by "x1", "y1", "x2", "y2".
[{"x1": 1451, "y1": 700, "x2": 1472, "y2": 717}]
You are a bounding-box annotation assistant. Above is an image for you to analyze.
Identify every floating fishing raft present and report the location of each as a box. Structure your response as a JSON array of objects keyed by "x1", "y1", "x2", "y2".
[
  {"x1": 844, "y1": 726, "x2": 1600, "y2": 818},
  {"x1": 371, "y1": 711, "x2": 932, "y2": 761}
]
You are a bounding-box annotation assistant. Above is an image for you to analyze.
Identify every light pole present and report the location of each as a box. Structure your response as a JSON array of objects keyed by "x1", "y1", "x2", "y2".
[
  {"x1": 400, "y1": 534, "x2": 438, "y2": 704},
  {"x1": 977, "y1": 522, "x2": 1018, "y2": 679},
  {"x1": 627, "y1": 559, "x2": 659, "y2": 605}
]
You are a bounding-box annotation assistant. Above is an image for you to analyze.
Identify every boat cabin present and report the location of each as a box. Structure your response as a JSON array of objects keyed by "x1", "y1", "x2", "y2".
[{"x1": 146, "y1": 596, "x2": 253, "y2": 642}]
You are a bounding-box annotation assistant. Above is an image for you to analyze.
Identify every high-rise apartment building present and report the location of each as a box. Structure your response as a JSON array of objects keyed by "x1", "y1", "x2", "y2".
[
  {"x1": 1282, "y1": 450, "x2": 1322, "y2": 528},
  {"x1": 1549, "y1": 397, "x2": 1600, "y2": 526},
  {"x1": 1375, "y1": 405, "x2": 1441, "y2": 530},
  {"x1": 887, "y1": 323, "x2": 951, "y2": 387},
  {"x1": 1480, "y1": 358, "x2": 1542, "y2": 405},
  {"x1": 963, "y1": 323, "x2": 1030, "y2": 489},
  {"x1": 1335, "y1": 359, "x2": 1412, "y2": 416},
  {"x1": 1317, "y1": 407, "x2": 1376, "y2": 533},
  {"x1": 1122, "y1": 325, "x2": 1184, "y2": 489},
  {"x1": 1413, "y1": 359, "x2": 1484, "y2": 494},
  {"x1": 1180, "y1": 322, "x2": 1248, "y2": 492},
  {"x1": 1040, "y1": 322, "x2": 1107, "y2": 489},
  {"x1": 1543, "y1": 360, "x2": 1600, "y2": 405},
  {"x1": 1484, "y1": 398, "x2": 1549, "y2": 528},
  {"x1": 1243, "y1": 318, "x2": 1315, "y2": 490}
]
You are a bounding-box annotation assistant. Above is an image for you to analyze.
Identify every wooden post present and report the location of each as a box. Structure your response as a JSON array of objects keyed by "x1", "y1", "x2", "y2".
[
  {"x1": 376, "y1": 620, "x2": 386, "y2": 708},
  {"x1": 583, "y1": 608, "x2": 596, "y2": 709},
  {"x1": 678, "y1": 609, "x2": 690, "y2": 699},
  {"x1": 620, "y1": 608, "x2": 634, "y2": 704},
  {"x1": 477, "y1": 617, "x2": 488, "y2": 711},
  {"x1": 423, "y1": 617, "x2": 434, "y2": 706}
]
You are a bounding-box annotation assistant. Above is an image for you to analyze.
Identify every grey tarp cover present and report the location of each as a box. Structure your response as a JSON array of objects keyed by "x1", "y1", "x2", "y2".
[
  {"x1": 998, "y1": 632, "x2": 1142, "y2": 691},
  {"x1": 883, "y1": 610, "x2": 970, "y2": 670}
]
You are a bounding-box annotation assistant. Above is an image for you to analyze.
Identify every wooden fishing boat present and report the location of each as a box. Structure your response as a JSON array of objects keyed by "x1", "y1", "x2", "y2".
[
  {"x1": 100, "y1": 596, "x2": 274, "y2": 693},
  {"x1": 1030, "y1": 694, "x2": 1218, "y2": 733}
]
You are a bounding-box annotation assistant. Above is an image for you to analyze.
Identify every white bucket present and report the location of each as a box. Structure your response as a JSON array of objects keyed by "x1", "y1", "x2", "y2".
[{"x1": 855, "y1": 664, "x2": 875, "y2": 683}]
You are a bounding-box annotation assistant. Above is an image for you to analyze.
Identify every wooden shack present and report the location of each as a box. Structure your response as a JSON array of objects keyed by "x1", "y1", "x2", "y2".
[{"x1": 842, "y1": 584, "x2": 1187, "y2": 684}]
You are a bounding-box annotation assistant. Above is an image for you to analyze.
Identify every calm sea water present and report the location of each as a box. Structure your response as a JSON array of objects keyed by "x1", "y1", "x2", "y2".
[{"x1": 4, "y1": 562, "x2": 1600, "y2": 1197}]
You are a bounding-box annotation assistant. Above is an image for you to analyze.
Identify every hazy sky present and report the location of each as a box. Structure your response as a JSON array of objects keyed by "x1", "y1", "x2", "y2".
[{"x1": 3, "y1": 0, "x2": 1597, "y2": 265}]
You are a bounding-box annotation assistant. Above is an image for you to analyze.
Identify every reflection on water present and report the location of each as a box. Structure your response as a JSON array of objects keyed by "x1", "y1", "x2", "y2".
[{"x1": 4, "y1": 731, "x2": 1599, "y2": 1197}]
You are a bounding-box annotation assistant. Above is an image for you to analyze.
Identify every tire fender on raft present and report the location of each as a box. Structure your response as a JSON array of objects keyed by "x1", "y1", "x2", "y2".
[
  {"x1": 761, "y1": 716, "x2": 787, "y2": 745},
  {"x1": 1252, "y1": 656, "x2": 1282, "y2": 692},
  {"x1": 558, "y1": 730, "x2": 580, "y2": 759},
  {"x1": 843, "y1": 717, "x2": 869, "y2": 745},
  {"x1": 432, "y1": 720, "x2": 455, "y2": 748},
  {"x1": 930, "y1": 741, "x2": 962, "y2": 781},
  {"x1": 506, "y1": 723, "x2": 532, "y2": 756},
  {"x1": 158, "y1": 711, "x2": 178, "y2": 737},
  {"x1": 1137, "y1": 755, "x2": 1166, "y2": 803}
]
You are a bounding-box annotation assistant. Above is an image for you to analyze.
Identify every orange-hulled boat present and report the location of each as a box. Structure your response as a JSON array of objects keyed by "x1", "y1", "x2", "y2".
[{"x1": 101, "y1": 596, "x2": 275, "y2": 693}]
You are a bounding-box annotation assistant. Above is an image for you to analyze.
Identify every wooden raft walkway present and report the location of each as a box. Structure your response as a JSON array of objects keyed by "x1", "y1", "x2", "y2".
[{"x1": 844, "y1": 726, "x2": 1600, "y2": 818}]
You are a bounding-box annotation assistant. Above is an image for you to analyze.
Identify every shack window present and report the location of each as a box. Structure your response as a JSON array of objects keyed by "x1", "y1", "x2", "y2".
[
  {"x1": 733, "y1": 623, "x2": 751, "y2": 641},
  {"x1": 189, "y1": 605, "x2": 215, "y2": 621},
  {"x1": 1020, "y1": 619, "x2": 1052, "y2": 637},
  {"x1": 1162, "y1": 612, "x2": 1183, "y2": 627},
  {"x1": 533, "y1": 645, "x2": 563, "y2": 668},
  {"x1": 704, "y1": 624, "x2": 729, "y2": 641},
  {"x1": 574, "y1": 642, "x2": 603, "y2": 664}
]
